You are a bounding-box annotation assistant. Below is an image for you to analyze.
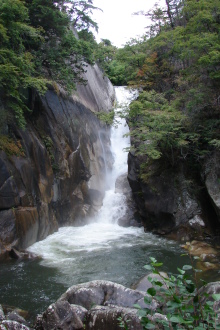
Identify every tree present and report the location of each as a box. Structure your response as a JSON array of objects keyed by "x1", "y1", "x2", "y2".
[
  {"x1": 0, "y1": 0, "x2": 47, "y2": 128},
  {"x1": 94, "y1": 39, "x2": 117, "y2": 75},
  {"x1": 0, "y1": 0, "x2": 101, "y2": 127},
  {"x1": 114, "y1": 0, "x2": 220, "y2": 176}
]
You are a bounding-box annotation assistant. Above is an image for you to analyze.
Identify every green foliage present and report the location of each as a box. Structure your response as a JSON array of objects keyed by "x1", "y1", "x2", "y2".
[
  {"x1": 0, "y1": 0, "x2": 100, "y2": 128},
  {"x1": 117, "y1": 316, "x2": 130, "y2": 330},
  {"x1": 135, "y1": 257, "x2": 220, "y2": 329},
  {"x1": 126, "y1": 90, "x2": 199, "y2": 168},
  {"x1": 94, "y1": 39, "x2": 117, "y2": 77},
  {"x1": 0, "y1": 0, "x2": 48, "y2": 128},
  {"x1": 110, "y1": 0, "x2": 220, "y2": 174},
  {"x1": 0, "y1": 135, "x2": 25, "y2": 156},
  {"x1": 95, "y1": 110, "x2": 116, "y2": 126}
]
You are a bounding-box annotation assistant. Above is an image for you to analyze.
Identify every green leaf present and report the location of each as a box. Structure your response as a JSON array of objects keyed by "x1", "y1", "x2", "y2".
[
  {"x1": 144, "y1": 265, "x2": 153, "y2": 271},
  {"x1": 186, "y1": 283, "x2": 195, "y2": 293},
  {"x1": 154, "y1": 281, "x2": 163, "y2": 287},
  {"x1": 173, "y1": 295, "x2": 181, "y2": 303},
  {"x1": 212, "y1": 294, "x2": 220, "y2": 301},
  {"x1": 153, "y1": 263, "x2": 163, "y2": 267},
  {"x1": 144, "y1": 296, "x2": 152, "y2": 304},
  {"x1": 169, "y1": 315, "x2": 184, "y2": 323},
  {"x1": 147, "y1": 287, "x2": 157, "y2": 296},
  {"x1": 133, "y1": 304, "x2": 141, "y2": 309},
  {"x1": 145, "y1": 323, "x2": 156, "y2": 329},
  {"x1": 177, "y1": 268, "x2": 185, "y2": 275},
  {"x1": 139, "y1": 309, "x2": 147, "y2": 317},
  {"x1": 182, "y1": 265, "x2": 192, "y2": 270}
]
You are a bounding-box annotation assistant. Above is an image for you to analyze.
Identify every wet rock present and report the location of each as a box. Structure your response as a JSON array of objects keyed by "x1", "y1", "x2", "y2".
[
  {"x1": 0, "y1": 320, "x2": 30, "y2": 330},
  {"x1": 70, "y1": 305, "x2": 87, "y2": 323},
  {"x1": 85, "y1": 305, "x2": 142, "y2": 330},
  {"x1": 0, "y1": 209, "x2": 17, "y2": 247},
  {"x1": 0, "y1": 304, "x2": 5, "y2": 321},
  {"x1": 115, "y1": 174, "x2": 131, "y2": 195},
  {"x1": 198, "y1": 281, "x2": 220, "y2": 311},
  {"x1": 37, "y1": 301, "x2": 84, "y2": 330},
  {"x1": 38, "y1": 280, "x2": 156, "y2": 330},
  {"x1": 59, "y1": 280, "x2": 150, "y2": 310},
  {"x1": 127, "y1": 152, "x2": 210, "y2": 239},
  {"x1": 196, "y1": 261, "x2": 219, "y2": 271},
  {"x1": 2, "y1": 307, "x2": 29, "y2": 322},
  {"x1": 0, "y1": 156, "x2": 20, "y2": 210},
  {"x1": 182, "y1": 240, "x2": 219, "y2": 256},
  {"x1": 189, "y1": 215, "x2": 205, "y2": 228},
  {"x1": 74, "y1": 63, "x2": 115, "y2": 113},
  {"x1": 115, "y1": 174, "x2": 141, "y2": 228},
  {"x1": 8, "y1": 248, "x2": 26, "y2": 259},
  {"x1": 132, "y1": 272, "x2": 168, "y2": 292},
  {"x1": 182, "y1": 240, "x2": 220, "y2": 272},
  {"x1": 6, "y1": 312, "x2": 28, "y2": 326},
  {"x1": 203, "y1": 152, "x2": 220, "y2": 219}
]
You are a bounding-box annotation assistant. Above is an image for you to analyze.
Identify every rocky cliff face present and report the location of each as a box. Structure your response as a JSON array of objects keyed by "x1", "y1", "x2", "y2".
[
  {"x1": 0, "y1": 64, "x2": 115, "y2": 258},
  {"x1": 128, "y1": 150, "x2": 220, "y2": 242}
]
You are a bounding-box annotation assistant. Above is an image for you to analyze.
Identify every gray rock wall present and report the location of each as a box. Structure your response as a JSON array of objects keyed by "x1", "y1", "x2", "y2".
[
  {"x1": 0, "y1": 64, "x2": 115, "y2": 258},
  {"x1": 127, "y1": 150, "x2": 220, "y2": 242}
]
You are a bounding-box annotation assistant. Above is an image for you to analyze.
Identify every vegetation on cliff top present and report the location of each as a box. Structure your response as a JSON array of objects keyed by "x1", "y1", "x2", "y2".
[
  {"x1": 100, "y1": 0, "x2": 220, "y2": 180},
  {"x1": 0, "y1": 0, "x2": 100, "y2": 128}
]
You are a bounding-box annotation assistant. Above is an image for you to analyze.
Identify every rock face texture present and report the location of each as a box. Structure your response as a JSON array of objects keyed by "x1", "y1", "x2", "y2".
[
  {"x1": 127, "y1": 150, "x2": 220, "y2": 241},
  {"x1": 203, "y1": 151, "x2": 220, "y2": 221},
  {"x1": 36, "y1": 280, "x2": 149, "y2": 330},
  {"x1": 0, "y1": 64, "x2": 115, "y2": 258}
]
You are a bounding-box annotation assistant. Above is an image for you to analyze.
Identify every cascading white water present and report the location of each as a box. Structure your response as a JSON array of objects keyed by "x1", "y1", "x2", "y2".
[
  {"x1": 28, "y1": 86, "x2": 143, "y2": 267},
  {"x1": 27, "y1": 87, "x2": 179, "y2": 280}
]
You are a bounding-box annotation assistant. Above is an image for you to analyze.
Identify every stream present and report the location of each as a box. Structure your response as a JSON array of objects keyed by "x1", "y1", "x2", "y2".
[{"x1": 0, "y1": 87, "x2": 217, "y2": 320}]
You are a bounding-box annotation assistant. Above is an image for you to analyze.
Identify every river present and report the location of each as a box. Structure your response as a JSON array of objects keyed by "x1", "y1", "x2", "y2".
[{"x1": 0, "y1": 87, "x2": 214, "y2": 320}]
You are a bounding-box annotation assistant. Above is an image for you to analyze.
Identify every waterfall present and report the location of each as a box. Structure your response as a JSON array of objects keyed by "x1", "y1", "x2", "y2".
[
  {"x1": 98, "y1": 130, "x2": 108, "y2": 176},
  {"x1": 24, "y1": 86, "x2": 181, "y2": 303},
  {"x1": 27, "y1": 86, "x2": 147, "y2": 268}
]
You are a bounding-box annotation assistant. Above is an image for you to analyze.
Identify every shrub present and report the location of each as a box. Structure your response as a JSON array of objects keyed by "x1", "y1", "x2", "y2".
[{"x1": 134, "y1": 257, "x2": 220, "y2": 329}]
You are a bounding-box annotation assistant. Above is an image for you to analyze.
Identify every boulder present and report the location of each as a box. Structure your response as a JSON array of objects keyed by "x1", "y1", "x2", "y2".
[
  {"x1": 36, "y1": 301, "x2": 84, "y2": 330},
  {"x1": 182, "y1": 240, "x2": 220, "y2": 272},
  {"x1": 37, "y1": 280, "x2": 158, "y2": 330},
  {"x1": 182, "y1": 240, "x2": 219, "y2": 257},
  {"x1": 85, "y1": 305, "x2": 142, "y2": 330},
  {"x1": 115, "y1": 174, "x2": 131, "y2": 195},
  {"x1": 115, "y1": 174, "x2": 141, "y2": 227},
  {"x1": 132, "y1": 272, "x2": 168, "y2": 292},
  {"x1": 197, "y1": 281, "x2": 220, "y2": 318},
  {"x1": 6, "y1": 312, "x2": 28, "y2": 326},
  {"x1": 0, "y1": 304, "x2": 5, "y2": 321},
  {"x1": 59, "y1": 280, "x2": 150, "y2": 310},
  {"x1": 0, "y1": 320, "x2": 31, "y2": 330}
]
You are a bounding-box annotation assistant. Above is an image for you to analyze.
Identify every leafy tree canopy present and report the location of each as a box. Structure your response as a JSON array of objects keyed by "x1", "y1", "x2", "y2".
[
  {"x1": 0, "y1": 0, "x2": 100, "y2": 128},
  {"x1": 105, "y1": 0, "x2": 220, "y2": 178}
]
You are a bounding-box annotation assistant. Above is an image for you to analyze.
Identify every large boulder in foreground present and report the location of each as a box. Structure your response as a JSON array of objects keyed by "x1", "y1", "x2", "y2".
[{"x1": 35, "y1": 280, "x2": 152, "y2": 330}]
